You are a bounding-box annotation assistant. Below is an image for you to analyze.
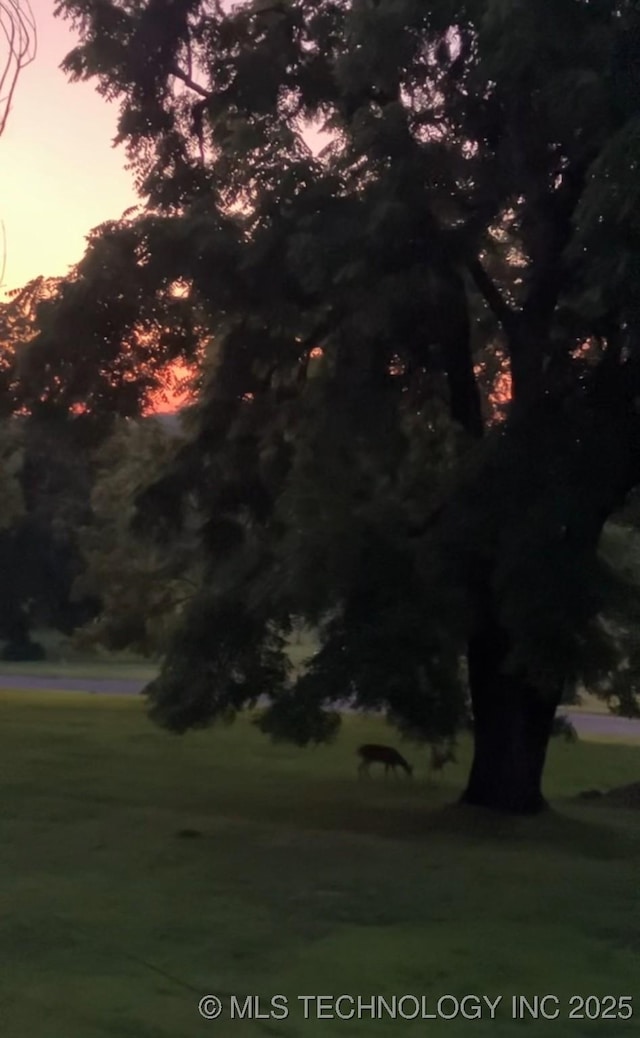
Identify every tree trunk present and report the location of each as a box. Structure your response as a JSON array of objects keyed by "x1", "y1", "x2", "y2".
[{"x1": 462, "y1": 617, "x2": 560, "y2": 814}]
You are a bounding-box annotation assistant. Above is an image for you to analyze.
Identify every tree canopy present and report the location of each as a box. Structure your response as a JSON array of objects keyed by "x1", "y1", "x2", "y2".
[{"x1": 43, "y1": 0, "x2": 640, "y2": 811}]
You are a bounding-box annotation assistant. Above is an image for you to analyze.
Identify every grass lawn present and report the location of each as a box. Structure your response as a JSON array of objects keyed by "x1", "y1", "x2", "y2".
[{"x1": 1, "y1": 692, "x2": 640, "y2": 1037}]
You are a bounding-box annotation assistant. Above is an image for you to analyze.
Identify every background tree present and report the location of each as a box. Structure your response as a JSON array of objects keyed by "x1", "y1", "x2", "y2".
[
  {"x1": 0, "y1": 231, "x2": 203, "y2": 655},
  {"x1": 73, "y1": 414, "x2": 203, "y2": 656},
  {"x1": 0, "y1": 0, "x2": 35, "y2": 647},
  {"x1": 46, "y1": 0, "x2": 640, "y2": 812},
  {"x1": 0, "y1": 280, "x2": 98, "y2": 654}
]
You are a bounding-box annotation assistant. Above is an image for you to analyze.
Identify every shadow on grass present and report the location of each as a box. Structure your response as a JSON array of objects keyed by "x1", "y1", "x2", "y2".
[
  {"x1": 4, "y1": 692, "x2": 639, "y2": 862},
  {"x1": 167, "y1": 768, "x2": 640, "y2": 862},
  {"x1": 431, "y1": 801, "x2": 640, "y2": 860}
]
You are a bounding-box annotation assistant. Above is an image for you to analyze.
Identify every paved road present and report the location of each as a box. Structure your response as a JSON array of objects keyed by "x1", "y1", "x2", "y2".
[
  {"x1": 1, "y1": 674, "x2": 639, "y2": 740},
  {"x1": 0, "y1": 675, "x2": 146, "y2": 695},
  {"x1": 566, "y1": 711, "x2": 640, "y2": 740}
]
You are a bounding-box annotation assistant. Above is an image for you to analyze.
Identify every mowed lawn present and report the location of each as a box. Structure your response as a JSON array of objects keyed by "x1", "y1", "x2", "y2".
[{"x1": 1, "y1": 693, "x2": 640, "y2": 1038}]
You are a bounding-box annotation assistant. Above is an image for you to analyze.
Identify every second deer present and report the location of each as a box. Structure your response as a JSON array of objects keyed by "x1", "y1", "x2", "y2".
[{"x1": 428, "y1": 741, "x2": 457, "y2": 781}]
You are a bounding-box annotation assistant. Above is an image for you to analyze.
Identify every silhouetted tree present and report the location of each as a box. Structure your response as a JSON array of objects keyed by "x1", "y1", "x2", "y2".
[{"x1": 48, "y1": 0, "x2": 640, "y2": 813}]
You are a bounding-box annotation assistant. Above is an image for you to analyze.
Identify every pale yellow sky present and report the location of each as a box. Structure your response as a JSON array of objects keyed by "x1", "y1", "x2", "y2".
[{"x1": 0, "y1": 0, "x2": 137, "y2": 295}]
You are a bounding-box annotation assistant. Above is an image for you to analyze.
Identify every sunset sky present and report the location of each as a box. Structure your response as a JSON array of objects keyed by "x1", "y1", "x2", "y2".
[{"x1": 0, "y1": 2, "x2": 137, "y2": 296}]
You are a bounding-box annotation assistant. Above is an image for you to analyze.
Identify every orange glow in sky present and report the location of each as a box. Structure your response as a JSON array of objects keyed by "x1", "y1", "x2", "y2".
[{"x1": 0, "y1": 3, "x2": 137, "y2": 296}]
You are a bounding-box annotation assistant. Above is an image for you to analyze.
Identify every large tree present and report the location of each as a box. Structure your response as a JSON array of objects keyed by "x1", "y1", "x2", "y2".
[{"x1": 48, "y1": 0, "x2": 640, "y2": 812}]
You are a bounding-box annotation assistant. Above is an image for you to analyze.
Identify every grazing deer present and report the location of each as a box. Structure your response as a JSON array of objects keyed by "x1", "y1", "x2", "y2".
[
  {"x1": 357, "y1": 744, "x2": 413, "y2": 779},
  {"x1": 428, "y1": 741, "x2": 457, "y2": 781}
]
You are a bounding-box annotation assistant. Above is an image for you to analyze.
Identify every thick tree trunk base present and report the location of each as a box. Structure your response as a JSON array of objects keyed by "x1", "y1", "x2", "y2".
[
  {"x1": 460, "y1": 782, "x2": 550, "y2": 816},
  {"x1": 462, "y1": 616, "x2": 560, "y2": 816}
]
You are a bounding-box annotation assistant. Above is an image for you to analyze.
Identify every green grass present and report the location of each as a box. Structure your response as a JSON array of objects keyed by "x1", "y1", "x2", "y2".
[{"x1": 1, "y1": 692, "x2": 640, "y2": 1037}]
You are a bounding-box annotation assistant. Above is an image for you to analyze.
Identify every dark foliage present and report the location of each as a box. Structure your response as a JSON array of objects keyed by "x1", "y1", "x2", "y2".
[{"x1": 45, "y1": 0, "x2": 640, "y2": 811}]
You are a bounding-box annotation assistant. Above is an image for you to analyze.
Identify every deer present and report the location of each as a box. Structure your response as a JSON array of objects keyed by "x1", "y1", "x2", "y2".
[
  {"x1": 357, "y1": 744, "x2": 413, "y2": 779},
  {"x1": 428, "y1": 741, "x2": 457, "y2": 781}
]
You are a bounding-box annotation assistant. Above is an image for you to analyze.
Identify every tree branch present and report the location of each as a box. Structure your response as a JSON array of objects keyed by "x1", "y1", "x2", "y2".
[
  {"x1": 467, "y1": 257, "x2": 517, "y2": 336},
  {"x1": 170, "y1": 63, "x2": 210, "y2": 99},
  {"x1": 0, "y1": 0, "x2": 37, "y2": 137}
]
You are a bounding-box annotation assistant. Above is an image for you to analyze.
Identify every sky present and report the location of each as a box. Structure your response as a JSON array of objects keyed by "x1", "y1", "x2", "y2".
[{"x1": 0, "y1": 1, "x2": 138, "y2": 296}]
